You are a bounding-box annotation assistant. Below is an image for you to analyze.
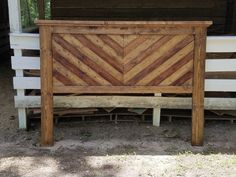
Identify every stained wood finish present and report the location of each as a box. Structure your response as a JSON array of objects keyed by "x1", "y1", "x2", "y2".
[
  {"x1": 123, "y1": 34, "x2": 194, "y2": 86},
  {"x1": 53, "y1": 86, "x2": 192, "y2": 94},
  {"x1": 192, "y1": 28, "x2": 207, "y2": 146},
  {"x1": 40, "y1": 26, "x2": 54, "y2": 146},
  {"x1": 52, "y1": 33, "x2": 194, "y2": 89},
  {"x1": 36, "y1": 20, "x2": 211, "y2": 146}
]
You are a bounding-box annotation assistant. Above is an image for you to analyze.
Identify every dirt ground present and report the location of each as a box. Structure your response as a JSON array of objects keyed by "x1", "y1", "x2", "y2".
[{"x1": 0, "y1": 58, "x2": 236, "y2": 177}]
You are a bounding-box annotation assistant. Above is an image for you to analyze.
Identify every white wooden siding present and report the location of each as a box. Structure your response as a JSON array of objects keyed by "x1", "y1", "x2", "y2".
[
  {"x1": 205, "y1": 59, "x2": 236, "y2": 72},
  {"x1": 10, "y1": 33, "x2": 39, "y2": 49},
  {"x1": 11, "y1": 57, "x2": 40, "y2": 70},
  {"x1": 206, "y1": 36, "x2": 236, "y2": 53}
]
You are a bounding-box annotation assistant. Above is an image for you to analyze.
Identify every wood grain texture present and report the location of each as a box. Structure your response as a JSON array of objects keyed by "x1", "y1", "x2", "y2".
[
  {"x1": 52, "y1": 34, "x2": 123, "y2": 86},
  {"x1": 36, "y1": 20, "x2": 211, "y2": 146},
  {"x1": 15, "y1": 96, "x2": 236, "y2": 110},
  {"x1": 40, "y1": 26, "x2": 54, "y2": 146},
  {"x1": 192, "y1": 27, "x2": 207, "y2": 146},
  {"x1": 52, "y1": 33, "x2": 194, "y2": 90},
  {"x1": 36, "y1": 20, "x2": 212, "y2": 26},
  {"x1": 53, "y1": 86, "x2": 192, "y2": 94},
  {"x1": 123, "y1": 34, "x2": 194, "y2": 86}
]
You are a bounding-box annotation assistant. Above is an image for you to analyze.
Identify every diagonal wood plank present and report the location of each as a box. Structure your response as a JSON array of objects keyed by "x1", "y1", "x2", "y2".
[
  {"x1": 125, "y1": 35, "x2": 194, "y2": 85},
  {"x1": 148, "y1": 51, "x2": 194, "y2": 85},
  {"x1": 53, "y1": 70, "x2": 74, "y2": 86},
  {"x1": 60, "y1": 35, "x2": 123, "y2": 85},
  {"x1": 160, "y1": 59, "x2": 193, "y2": 86},
  {"x1": 52, "y1": 33, "x2": 195, "y2": 88},
  {"x1": 124, "y1": 35, "x2": 171, "y2": 72},
  {"x1": 53, "y1": 59, "x2": 88, "y2": 86},
  {"x1": 75, "y1": 34, "x2": 123, "y2": 73},
  {"x1": 84, "y1": 34, "x2": 124, "y2": 63},
  {"x1": 124, "y1": 35, "x2": 164, "y2": 66},
  {"x1": 54, "y1": 51, "x2": 100, "y2": 85},
  {"x1": 124, "y1": 35, "x2": 149, "y2": 56},
  {"x1": 98, "y1": 34, "x2": 123, "y2": 56},
  {"x1": 124, "y1": 35, "x2": 191, "y2": 82},
  {"x1": 52, "y1": 36, "x2": 112, "y2": 86},
  {"x1": 137, "y1": 40, "x2": 194, "y2": 86},
  {"x1": 54, "y1": 36, "x2": 125, "y2": 85},
  {"x1": 171, "y1": 71, "x2": 193, "y2": 86},
  {"x1": 61, "y1": 34, "x2": 123, "y2": 82}
]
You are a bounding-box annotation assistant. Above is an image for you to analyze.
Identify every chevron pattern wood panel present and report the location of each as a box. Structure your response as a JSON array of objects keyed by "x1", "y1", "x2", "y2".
[{"x1": 52, "y1": 33, "x2": 194, "y2": 87}]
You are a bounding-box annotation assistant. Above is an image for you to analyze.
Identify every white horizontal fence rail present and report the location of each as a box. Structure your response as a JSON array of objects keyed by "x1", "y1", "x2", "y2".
[
  {"x1": 13, "y1": 77, "x2": 40, "y2": 89},
  {"x1": 11, "y1": 56, "x2": 40, "y2": 69},
  {"x1": 205, "y1": 59, "x2": 236, "y2": 72},
  {"x1": 10, "y1": 33, "x2": 236, "y2": 124},
  {"x1": 206, "y1": 36, "x2": 236, "y2": 53},
  {"x1": 10, "y1": 33, "x2": 39, "y2": 50}
]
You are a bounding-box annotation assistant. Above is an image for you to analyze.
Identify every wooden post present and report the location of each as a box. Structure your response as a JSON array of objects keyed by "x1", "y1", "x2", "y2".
[
  {"x1": 7, "y1": 0, "x2": 22, "y2": 33},
  {"x1": 8, "y1": 0, "x2": 27, "y2": 129},
  {"x1": 40, "y1": 26, "x2": 54, "y2": 146},
  {"x1": 153, "y1": 93, "x2": 162, "y2": 127},
  {"x1": 192, "y1": 27, "x2": 207, "y2": 146},
  {"x1": 38, "y1": 0, "x2": 45, "y2": 20}
]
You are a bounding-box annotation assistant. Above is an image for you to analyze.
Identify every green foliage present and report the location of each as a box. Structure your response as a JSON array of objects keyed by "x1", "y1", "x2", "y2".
[
  {"x1": 21, "y1": 0, "x2": 51, "y2": 29},
  {"x1": 45, "y1": 0, "x2": 51, "y2": 20}
]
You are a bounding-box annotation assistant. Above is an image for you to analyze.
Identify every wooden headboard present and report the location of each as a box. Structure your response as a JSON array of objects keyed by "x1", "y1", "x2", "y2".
[{"x1": 36, "y1": 20, "x2": 212, "y2": 146}]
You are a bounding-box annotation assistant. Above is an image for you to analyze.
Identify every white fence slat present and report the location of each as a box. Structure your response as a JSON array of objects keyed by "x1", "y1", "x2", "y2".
[
  {"x1": 14, "y1": 96, "x2": 236, "y2": 110},
  {"x1": 206, "y1": 59, "x2": 236, "y2": 72},
  {"x1": 13, "y1": 77, "x2": 40, "y2": 89},
  {"x1": 10, "y1": 33, "x2": 39, "y2": 50},
  {"x1": 205, "y1": 79, "x2": 236, "y2": 92},
  {"x1": 206, "y1": 36, "x2": 236, "y2": 53},
  {"x1": 153, "y1": 93, "x2": 162, "y2": 127},
  {"x1": 11, "y1": 56, "x2": 40, "y2": 69}
]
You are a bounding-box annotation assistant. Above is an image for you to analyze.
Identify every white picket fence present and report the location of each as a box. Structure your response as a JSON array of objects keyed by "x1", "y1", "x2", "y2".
[{"x1": 10, "y1": 33, "x2": 236, "y2": 128}]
